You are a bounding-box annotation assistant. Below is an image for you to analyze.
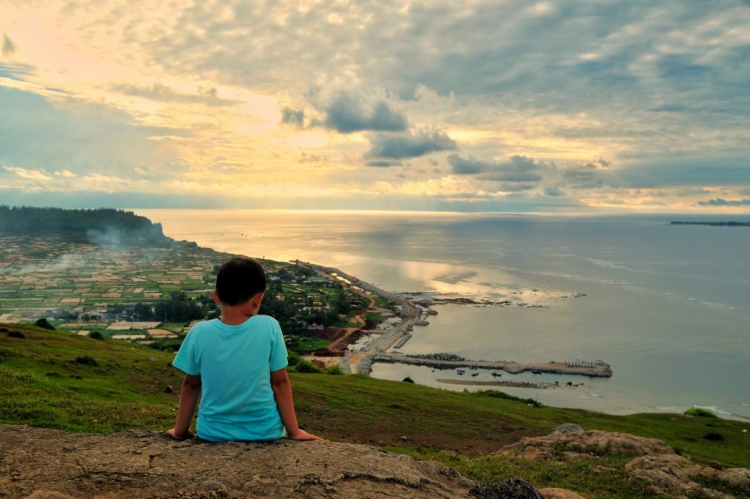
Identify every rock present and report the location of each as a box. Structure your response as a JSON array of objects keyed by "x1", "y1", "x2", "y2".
[
  {"x1": 470, "y1": 477, "x2": 545, "y2": 498},
  {"x1": 687, "y1": 465, "x2": 750, "y2": 491},
  {"x1": 625, "y1": 453, "x2": 697, "y2": 497},
  {"x1": 501, "y1": 430, "x2": 673, "y2": 460},
  {"x1": 625, "y1": 453, "x2": 742, "y2": 498},
  {"x1": 23, "y1": 492, "x2": 77, "y2": 499},
  {"x1": 200, "y1": 480, "x2": 228, "y2": 493},
  {"x1": 7, "y1": 330, "x2": 25, "y2": 339},
  {"x1": 0, "y1": 424, "x2": 476, "y2": 498},
  {"x1": 540, "y1": 488, "x2": 586, "y2": 499},
  {"x1": 553, "y1": 423, "x2": 584, "y2": 435}
]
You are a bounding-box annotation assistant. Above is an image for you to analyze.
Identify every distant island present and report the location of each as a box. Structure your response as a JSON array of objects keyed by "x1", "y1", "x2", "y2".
[{"x1": 670, "y1": 221, "x2": 750, "y2": 227}]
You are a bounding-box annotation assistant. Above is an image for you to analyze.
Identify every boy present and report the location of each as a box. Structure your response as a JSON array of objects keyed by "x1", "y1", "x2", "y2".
[{"x1": 167, "y1": 256, "x2": 320, "y2": 442}]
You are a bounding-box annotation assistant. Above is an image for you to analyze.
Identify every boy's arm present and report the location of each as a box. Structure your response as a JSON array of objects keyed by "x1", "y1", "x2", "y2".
[
  {"x1": 167, "y1": 374, "x2": 202, "y2": 440},
  {"x1": 270, "y1": 369, "x2": 322, "y2": 441}
]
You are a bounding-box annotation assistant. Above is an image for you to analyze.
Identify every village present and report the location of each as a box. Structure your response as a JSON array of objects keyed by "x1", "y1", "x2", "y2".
[{"x1": 0, "y1": 235, "x2": 390, "y2": 350}]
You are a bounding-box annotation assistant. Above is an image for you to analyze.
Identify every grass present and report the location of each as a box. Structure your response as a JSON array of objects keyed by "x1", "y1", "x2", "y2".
[
  {"x1": 365, "y1": 312, "x2": 384, "y2": 323},
  {"x1": 685, "y1": 408, "x2": 718, "y2": 418},
  {"x1": 1, "y1": 322, "x2": 749, "y2": 496},
  {"x1": 383, "y1": 448, "x2": 669, "y2": 499},
  {"x1": 289, "y1": 336, "x2": 331, "y2": 350},
  {"x1": 374, "y1": 296, "x2": 390, "y2": 308}
]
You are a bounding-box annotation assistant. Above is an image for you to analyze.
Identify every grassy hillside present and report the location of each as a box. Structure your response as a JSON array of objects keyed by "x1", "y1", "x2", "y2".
[{"x1": 2, "y1": 323, "x2": 748, "y2": 498}]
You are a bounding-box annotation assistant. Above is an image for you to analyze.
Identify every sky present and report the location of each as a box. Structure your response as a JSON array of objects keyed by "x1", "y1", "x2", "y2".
[{"x1": 1, "y1": 0, "x2": 749, "y2": 213}]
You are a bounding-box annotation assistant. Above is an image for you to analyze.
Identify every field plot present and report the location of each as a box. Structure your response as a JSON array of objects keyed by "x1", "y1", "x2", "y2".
[{"x1": 0, "y1": 235, "x2": 234, "y2": 319}]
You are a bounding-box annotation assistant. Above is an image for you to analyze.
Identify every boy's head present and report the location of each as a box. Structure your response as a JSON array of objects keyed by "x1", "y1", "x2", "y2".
[{"x1": 215, "y1": 256, "x2": 266, "y2": 306}]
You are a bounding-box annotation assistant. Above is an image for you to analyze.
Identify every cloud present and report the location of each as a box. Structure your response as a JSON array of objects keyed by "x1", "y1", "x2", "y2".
[
  {"x1": 365, "y1": 160, "x2": 402, "y2": 168},
  {"x1": 366, "y1": 128, "x2": 456, "y2": 159},
  {"x1": 281, "y1": 107, "x2": 305, "y2": 126},
  {"x1": 448, "y1": 154, "x2": 546, "y2": 182},
  {"x1": 544, "y1": 186, "x2": 565, "y2": 196},
  {"x1": 0, "y1": 62, "x2": 35, "y2": 81},
  {"x1": 698, "y1": 198, "x2": 750, "y2": 207},
  {"x1": 316, "y1": 90, "x2": 408, "y2": 133},
  {"x1": 112, "y1": 83, "x2": 236, "y2": 106},
  {"x1": 563, "y1": 162, "x2": 607, "y2": 188},
  {"x1": 2, "y1": 34, "x2": 16, "y2": 57},
  {"x1": 3, "y1": 165, "x2": 52, "y2": 181}
]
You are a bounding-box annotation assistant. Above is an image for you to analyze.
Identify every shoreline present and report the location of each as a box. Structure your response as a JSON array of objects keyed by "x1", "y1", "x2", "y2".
[{"x1": 294, "y1": 260, "x2": 612, "y2": 379}]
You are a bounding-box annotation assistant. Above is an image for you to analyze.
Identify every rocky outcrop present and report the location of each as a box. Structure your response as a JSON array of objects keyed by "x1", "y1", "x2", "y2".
[
  {"x1": 0, "y1": 425, "x2": 471, "y2": 498},
  {"x1": 501, "y1": 425, "x2": 750, "y2": 499},
  {"x1": 538, "y1": 489, "x2": 586, "y2": 499},
  {"x1": 500, "y1": 428, "x2": 673, "y2": 460},
  {"x1": 0, "y1": 425, "x2": 571, "y2": 499}
]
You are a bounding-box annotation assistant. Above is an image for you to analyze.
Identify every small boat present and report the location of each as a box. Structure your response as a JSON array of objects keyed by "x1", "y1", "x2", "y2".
[
  {"x1": 491, "y1": 372, "x2": 502, "y2": 377},
  {"x1": 471, "y1": 372, "x2": 479, "y2": 377},
  {"x1": 457, "y1": 369, "x2": 465, "y2": 375}
]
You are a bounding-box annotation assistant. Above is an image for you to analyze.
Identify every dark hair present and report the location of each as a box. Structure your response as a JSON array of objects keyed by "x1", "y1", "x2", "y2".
[{"x1": 215, "y1": 257, "x2": 266, "y2": 306}]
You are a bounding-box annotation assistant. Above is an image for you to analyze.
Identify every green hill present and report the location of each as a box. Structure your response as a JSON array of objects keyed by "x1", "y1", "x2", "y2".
[{"x1": 2, "y1": 323, "x2": 748, "y2": 497}]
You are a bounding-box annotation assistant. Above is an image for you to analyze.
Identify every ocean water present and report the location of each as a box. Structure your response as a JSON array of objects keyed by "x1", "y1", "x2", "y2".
[{"x1": 135, "y1": 210, "x2": 750, "y2": 420}]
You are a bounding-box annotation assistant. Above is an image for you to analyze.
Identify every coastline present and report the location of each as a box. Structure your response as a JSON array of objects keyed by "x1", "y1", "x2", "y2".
[{"x1": 295, "y1": 261, "x2": 613, "y2": 380}]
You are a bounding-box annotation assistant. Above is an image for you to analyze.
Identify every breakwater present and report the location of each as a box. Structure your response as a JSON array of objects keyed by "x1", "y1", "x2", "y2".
[{"x1": 373, "y1": 352, "x2": 613, "y2": 378}]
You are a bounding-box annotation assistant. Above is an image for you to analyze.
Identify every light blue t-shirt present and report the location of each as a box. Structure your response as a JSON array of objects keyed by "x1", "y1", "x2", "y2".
[{"x1": 172, "y1": 315, "x2": 288, "y2": 442}]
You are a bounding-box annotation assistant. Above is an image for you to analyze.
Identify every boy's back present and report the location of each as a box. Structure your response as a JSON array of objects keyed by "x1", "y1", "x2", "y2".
[{"x1": 173, "y1": 314, "x2": 288, "y2": 442}]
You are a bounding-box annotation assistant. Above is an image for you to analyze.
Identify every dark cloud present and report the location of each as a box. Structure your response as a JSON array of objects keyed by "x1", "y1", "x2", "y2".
[
  {"x1": 674, "y1": 187, "x2": 710, "y2": 196},
  {"x1": 449, "y1": 154, "x2": 546, "y2": 182},
  {"x1": 2, "y1": 34, "x2": 16, "y2": 57},
  {"x1": 281, "y1": 107, "x2": 304, "y2": 126},
  {"x1": 365, "y1": 160, "x2": 402, "y2": 167},
  {"x1": 366, "y1": 128, "x2": 456, "y2": 159},
  {"x1": 318, "y1": 91, "x2": 408, "y2": 133},
  {"x1": 499, "y1": 183, "x2": 536, "y2": 192},
  {"x1": 0, "y1": 62, "x2": 34, "y2": 81},
  {"x1": 698, "y1": 198, "x2": 750, "y2": 206},
  {"x1": 563, "y1": 162, "x2": 607, "y2": 188},
  {"x1": 112, "y1": 83, "x2": 237, "y2": 106}
]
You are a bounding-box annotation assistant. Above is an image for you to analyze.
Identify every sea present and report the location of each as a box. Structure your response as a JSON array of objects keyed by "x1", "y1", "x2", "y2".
[{"x1": 135, "y1": 209, "x2": 750, "y2": 420}]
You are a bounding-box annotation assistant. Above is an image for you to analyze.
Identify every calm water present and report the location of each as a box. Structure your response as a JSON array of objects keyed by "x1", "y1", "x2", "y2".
[{"x1": 136, "y1": 210, "x2": 750, "y2": 419}]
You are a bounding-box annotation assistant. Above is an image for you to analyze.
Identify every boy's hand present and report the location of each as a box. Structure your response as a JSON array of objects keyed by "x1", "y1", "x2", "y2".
[
  {"x1": 167, "y1": 428, "x2": 195, "y2": 440},
  {"x1": 288, "y1": 429, "x2": 323, "y2": 441}
]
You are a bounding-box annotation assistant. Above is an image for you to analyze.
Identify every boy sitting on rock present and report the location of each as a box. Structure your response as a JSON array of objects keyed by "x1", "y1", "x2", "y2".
[{"x1": 167, "y1": 256, "x2": 320, "y2": 442}]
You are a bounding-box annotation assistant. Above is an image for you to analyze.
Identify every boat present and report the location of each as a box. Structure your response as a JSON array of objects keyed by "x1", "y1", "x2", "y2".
[
  {"x1": 457, "y1": 369, "x2": 465, "y2": 375},
  {"x1": 471, "y1": 372, "x2": 479, "y2": 377},
  {"x1": 491, "y1": 372, "x2": 502, "y2": 377}
]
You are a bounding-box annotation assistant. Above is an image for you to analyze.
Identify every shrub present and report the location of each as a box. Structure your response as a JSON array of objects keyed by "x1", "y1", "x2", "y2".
[
  {"x1": 294, "y1": 359, "x2": 322, "y2": 373},
  {"x1": 684, "y1": 408, "x2": 718, "y2": 418},
  {"x1": 35, "y1": 318, "x2": 55, "y2": 330},
  {"x1": 325, "y1": 365, "x2": 345, "y2": 375},
  {"x1": 89, "y1": 331, "x2": 104, "y2": 341},
  {"x1": 402, "y1": 376, "x2": 415, "y2": 383},
  {"x1": 74, "y1": 355, "x2": 98, "y2": 367},
  {"x1": 287, "y1": 351, "x2": 302, "y2": 367},
  {"x1": 475, "y1": 389, "x2": 543, "y2": 407}
]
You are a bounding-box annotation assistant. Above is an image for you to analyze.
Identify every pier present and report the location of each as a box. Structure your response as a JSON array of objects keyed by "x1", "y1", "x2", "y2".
[{"x1": 373, "y1": 353, "x2": 613, "y2": 378}]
